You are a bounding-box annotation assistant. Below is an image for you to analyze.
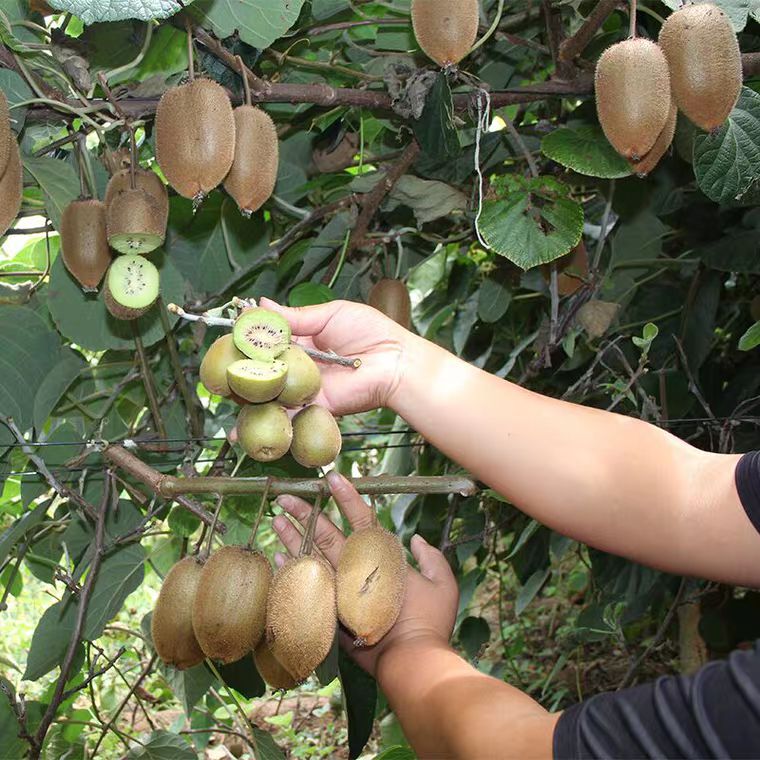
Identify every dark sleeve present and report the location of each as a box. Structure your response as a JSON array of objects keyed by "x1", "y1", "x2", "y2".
[{"x1": 735, "y1": 450, "x2": 760, "y2": 536}]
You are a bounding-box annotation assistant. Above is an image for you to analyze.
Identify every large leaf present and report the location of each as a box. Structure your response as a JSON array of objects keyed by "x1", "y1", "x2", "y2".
[
  {"x1": 478, "y1": 175, "x2": 584, "y2": 269},
  {"x1": 193, "y1": 0, "x2": 307, "y2": 49},
  {"x1": 0, "y1": 501, "x2": 49, "y2": 567},
  {"x1": 412, "y1": 71, "x2": 460, "y2": 160},
  {"x1": 215, "y1": 655, "x2": 265, "y2": 700},
  {"x1": 47, "y1": 0, "x2": 189, "y2": 23},
  {"x1": 126, "y1": 731, "x2": 196, "y2": 760},
  {"x1": 33, "y1": 348, "x2": 86, "y2": 430},
  {"x1": 22, "y1": 155, "x2": 81, "y2": 233},
  {"x1": 0, "y1": 69, "x2": 33, "y2": 132},
  {"x1": 0, "y1": 679, "x2": 43, "y2": 759},
  {"x1": 541, "y1": 124, "x2": 632, "y2": 179},
  {"x1": 693, "y1": 87, "x2": 760, "y2": 204},
  {"x1": 164, "y1": 663, "x2": 215, "y2": 715},
  {"x1": 339, "y1": 649, "x2": 377, "y2": 760},
  {"x1": 698, "y1": 231, "x2": 760, "y2": 272},
  {"x1": 24, "y1": 598, "x2": 77, "y2": 681},
  {"x1": 660, "y1": 0, "x2": 753, "y2": 30}
]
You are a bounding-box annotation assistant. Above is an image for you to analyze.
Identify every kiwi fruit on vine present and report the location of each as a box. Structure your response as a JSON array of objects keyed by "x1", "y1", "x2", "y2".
[
  {"x1": 659, "y1": 4, "x2": 741, "y2": 132},
  {"x1": 155, "y1": 78, "x2": 236, "y2": 201},
  {"x1": 227, "y1": 358, "x2": 288, "y2": 403},
  {"x1": 266, "y1": 555, "x2": 337, "y2": 683},
  {"x1": 254, "y1": 640, "x2": 298, "y2": 691},
  {"x1": 290, "y1": 404, "x2": 342, "y2": 468},
  {"x1": 60, "y1": 198, "x2": 111, "y2": 291},
  {"x1": 106, "y1": 188, "x2": 166, "y2": 254},
  {"x1": 277, "y1": 345, "x2": 321, "y2": 407},
  {"x1": 233, "y1": 308, "x2": 291, "y2": 361},
  {"x1": 368, "y1": 279, "x2": 412, "y2": 330},
  {"x1": 103, "y1": 254, "x2": 160, "y2": 321},
  {"x1": 337, "y1": 526, "x2": 407, "y2": 646},
  {"x1": 0, "y1": 89, "x2": 11, "y2": 178},
  {"x1": 151, "y1": 556, "x2": 206, "y2": 670},
  {"x1": 0, "y1": 140, "x2": 23, "y2": 240},
  {"x1": 630, "y1": 101, "x2": 677, "y2": 177},
  {"x1": 104, "y1": 167, "x2": 168, "y2": 216},
  {"x1": 191, "y1": 545, "x2": 272, "y2": 664},
  {"x1": 224, "y1": 106, "x2": 279, "y2": 217},
  {"x1": 595, "y1": 38, "x2": 671, "y2": 161},
  {"x1": 411, "y1": 0, "x2": 479, "y2": 67},
  {"x1": 237, "y1": 402, "x2": 293, "y2": 462},
  {"x1": 200, "y1": 334, "x2": 246, "y2": 397}
]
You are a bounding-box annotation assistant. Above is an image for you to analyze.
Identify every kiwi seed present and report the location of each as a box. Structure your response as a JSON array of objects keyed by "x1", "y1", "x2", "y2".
[
  {"x1": 0, "y1": 140, "x2": 23, "y2": 241},
  {"x1": 103, "y1": 254, "x2": 160, "y2": 321},
  {"x1": 253, "y1": 640, "x2": 298, "y2": 691},
  {"x1": 277, "y1": 345, "x2": 322, "y2": 408},
  {"x1": 411, "y1": 0, "x2": 479, "y2": 67},
  {"x1": 290, "y1": 404, "x2": 342, "y2": 468},
  {"x1": 237, "y1": 402, "x2": 293, "y2": 462},
  {"x1": 233, "y1": 308, "x2": 292, "y2": 361},
  {"x1": 368, "y1": 279, "x2": 412, "y2": 330},
  {"x1": 60, "y1": 198, "x2": 112, "y2": 291},
  {"x1": 200, "y1": 334, "x2": 246, "y2": 397},
  {"x1": 106, "y1": 188, "x2": 166, "y2": 254}
]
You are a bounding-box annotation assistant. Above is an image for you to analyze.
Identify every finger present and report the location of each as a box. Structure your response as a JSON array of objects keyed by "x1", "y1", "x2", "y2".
[
  {"x1": 276, "y1": 495, "x2": 346, "y2": 565},
  {"x1": 326, "y1": 471, "x2": 376, "y2": 532},
  {"x1": 274, "y1": 551, "x2": 288, "y2": 568},
  {"x1": 410, "y1": 534, "x2": 457, "y2": 586},
  {"x1": 259, "y1": 297, "x2": 340, "y2": 338},
  {"x1": 272, "y1": 514, "x2": 303, "y2": 557}
]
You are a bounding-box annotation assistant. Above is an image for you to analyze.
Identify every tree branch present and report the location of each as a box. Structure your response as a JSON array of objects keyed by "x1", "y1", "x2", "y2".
[{"x1": 559, "y1": 0, "x2": 620, "y2": 62}]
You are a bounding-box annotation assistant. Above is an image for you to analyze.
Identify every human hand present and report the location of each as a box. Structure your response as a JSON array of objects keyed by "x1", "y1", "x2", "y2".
[
  {"x1": 271, "y1": 471, "x2": 459, "y2": 678},
  {"x1": 259, "y1": 297, "x2": 412, "y2": 416}
]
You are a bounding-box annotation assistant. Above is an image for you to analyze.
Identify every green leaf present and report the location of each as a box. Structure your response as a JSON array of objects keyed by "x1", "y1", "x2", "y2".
[
  {"x1": 193, "y1": 0, "x2": 307, "y2": 49},
  {"x1": 288, "y1": 282, "x2": 335, "y2": 307},
  {"x1": 47, "y1": 0, "x2": 190, "y2": 23},
  {"x1": 22, "y1": 155, "x2": 81, "y2": 233},
  {"x1": 165, "y1": 663, "x2": 215, "y2": 715},
  {"x1": 33, "y1": 349, "x2": 86, "y2": 430},
  {"x1": 0, "y1": 502, "x2": 49, "y2": 567},
  {"x1": 541, "y1": 125, "x2": 632, "y2": 179},
  {"x1": 412, "y1": 72, "x2": 460, "y2": 160},
  {"x1": 21, "y1": 422, "x2": 82, "y2": 505},
  {"x1": 0, "y1": 69, "x2": 33, "y2": 132},
  {"x1": 739, "y1": 321, "x2": 760, "y2": 351},
  {"x1": 515, "y1": 568, "x2": 550, "y2": 616},
  {"x1": 374, "y1": 748, "x2": 416, "y2": 760},
  {"x1": 339, "y1": 649, "x2": 377, "y2": 760},
  {"x1": 126, "y1": 731, "x2": 196, "y2": 760},
  {"x1": 698, "y1": 231, "x2": 760, "y2": 272},
  {"x1": 458, "y1": 616, "x2": 491, "y2": 660},
  {"x1": 478, "y1": 275, "x2": 512, "y2": 323},
  {"x1": 693, "y1": 87, "x2": 760, "y2": 204},
  {"x1": 250, "y1": 727, "x2": 285, "y2": 760},
  {"x1": 47, "y1": 251, "x2": 185, "y2": 351},
  {"x1": 24, "y1": 598, "x2": 77, "y2": 680},
  {"x1": 0, "y1": 679, "x2": 42, "y2": 759},
  {"x1": 312, "y1": 0, "x2": 349, "y2": 19},
  {"x1": 660, "y1": 0, "x2": 752, "y2": 31},
  {"x1": 214, "y1": 655, "x2": 265, "y2": 699},
  {"x1": 478, "y1": 175, "x2": 584, "y2": 269}
]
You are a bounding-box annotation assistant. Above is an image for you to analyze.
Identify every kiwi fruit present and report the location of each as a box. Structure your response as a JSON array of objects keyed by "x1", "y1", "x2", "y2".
[
  {"x1": 337, "y1": 526, "x2": 407, "y2": 646},
  {"x1": 659, "y1": 4, "x2": 741, "y2": 132},
  {"x1": 200, "y1": 334, "x2": 246, "y2": 397},
  {"x1": 191, "y1": 545, "x2": 272, "y2": 664},
  {"x1": 103, "y1": 254, "x2": 160, "y2": 321},
  {"x1": 253, "y1": 640, "x2": 298, "y2": 691},
  {"x1": 151, "y1": 556, "x2": 206, "y2": 670},
  {"x1": 60, "y1": 198, "x2": 112, "y2": 291},
  {"x1": 233, "y1": 308, "x2": 291, "y2": 361},
  {"x1": 0, "y1": 89, "x2": 11, "y2": 178},
  {"x1": 237, "y1": 402, "x2": 293, "y2": 462},
  {"x1": 411, "y1": 0, "x2": 479, "y2": 67},
  {"x1": 224, "y1": 106, "x2": 279, "y2": 217},
  {"x1": 368, "y1": 279, "x2": 412, "y2": 330},
  {"x1": 266, "y1": 555, "x2": 337, "y2": 682},
  {"x1": 227, "y1": 358, "x2": 288, "y2": 403},
  {"x1": 106, "y1": 188, "x2": 166, "y2": 254},
  {"x1": 595, "y1": 38, "x2": 671, "y2": 161},
  {"x1": 290, "y1": 404, "x2": 342, "y2": 468},
  {"x1": 0, "y1": 140, "x2": 23, "y2": 240},
  {"x1": 277, "y1": 345, "x2": 321, "y2": 407},
  {"x1": 155, "y1": 78, "x2": 236, "y2": 201},
  {"x1": 104, "y1": 167, "x2": 168, "y2": 217},
  {"x1": 630, "y1": 101, "x2": 678, "y2": 177}
]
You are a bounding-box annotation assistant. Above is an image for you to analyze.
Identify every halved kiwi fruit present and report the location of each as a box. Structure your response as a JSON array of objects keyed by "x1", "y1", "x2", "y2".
[
  {"x1": 411, "y1": 0, "x2": 479, "y2": 67},
  {"x1": 233, "y1": 308, "x2": 291, "y2": 361},
  {"x1": 155, "y1": 78, "x2": 236, "y2": 202},
  {"x1": 0, "y1": 89, "x2": 11, "y2": 178},
  {"x1": 151, "y1": 556, "x2": 206, "y2": 670},
  {"x1": 107, "y1": 188, "x2": 166, "y2": 254},
  {"x1": 0, "y1": 140, "x2": 23, "y2": 240},
  {"x1": 254, "y1": 640, "x2": 298, "y2": 691},
  {"x1": 103, "y1": 254, "x2": 160, "y2": 321},
  {"x1": 200, "y1": 334, "x2": 246, "y2": 397},
  {"x1": 227, "y1": 358, "x2": 288, "y2": 403},
  {"x1": 290, "y1": 404, "x2": 342, "y2": 468},
  {"x1": 60, "y1": 198, "x2": 112, "y2": 291},
  {"x1": 104, "y1": 167, "x2": 168, "y2": 216},
  {"x1": 630, "y1": 101, "x2": 678, "y2": 177},
  {"x1": 224, "y1": 106, "x2": 279, "y2": 217},
  {"x1": 237, "y1": 402, "x2": 293, "y2": 462},
  {"x1": 277, "y1": 345, "x2": 321, "y2": 408},
  {"x1": 368, "y1": 279, "x2": 412, "y2": 330}
]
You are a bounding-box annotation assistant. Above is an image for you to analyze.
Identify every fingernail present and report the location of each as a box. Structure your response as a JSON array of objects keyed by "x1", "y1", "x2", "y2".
[
  {"x1": 273, "y1": 516, "x2": 288, "y2": 533},
  {"x1": 411, "y1": 534, "x2": 428, "y2": 548},
  {"x1": 276, "y1": 495, "x2": 292, "y2": 508},
  {"x1": 274, "y1": 552, "x2": 287, "y2": 568},
  {"x1": 326, "y1": 470, "x2": 344, "y2": 490}
]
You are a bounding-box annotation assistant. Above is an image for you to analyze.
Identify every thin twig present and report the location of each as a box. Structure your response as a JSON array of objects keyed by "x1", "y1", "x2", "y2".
[
  {"x1": 559, "y1": 0, "x2": 619, "y2": 61},
  {"x1": 132, "y1": 327, "x2": 168, "y2": 441}
]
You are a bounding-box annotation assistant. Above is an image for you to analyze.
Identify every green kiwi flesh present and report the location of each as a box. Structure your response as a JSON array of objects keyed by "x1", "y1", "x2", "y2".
[
  {"x1": 200, "y1": 334, "x2": 246, "y2": 397},
  {"x1": 253, "y1": 641, "x2": 298, "y2": 691},
  {"x1": 106, "y1": 188, "x2": 166, "y2": 254},
  {"x1": 191, "y1": 545, "x2": 272, "y2": 664},
  {"x1": 233, "y1": 308, "x2": 291, "y2": 360},
  {"x1": 237, "y1": 402, "x2": 293, "y2": 462},
  {"x1": 290, "y1": 404, "x2": 342, "y2": 468},
  {"x1": 104, "y1": 254, "x2": 160, "y2": 321},
  {"x1": 277, "y1": 345, "x2": 322, "y2": 407},
  {"x1": 151, "y1": 556, "x2": 206, "y2": 670},
  {"x1": 227, "y1": 359, "x2": 288, "y2": 403}
]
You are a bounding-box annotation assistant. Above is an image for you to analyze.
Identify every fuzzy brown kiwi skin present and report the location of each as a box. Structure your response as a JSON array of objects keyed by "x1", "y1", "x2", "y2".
[
  {"x1": 191, "y1": 546, "x2": 272, "y2": 664},
  {"x1": 0, "y1": 140, "x2": 22, "y2": 240},
  {"x1": 253, "y1": 641, "x2": 298, "y2": 691},
  {"x1": 0, "y1": 89, "x2": 11, "y2": 178},
  {"x1": 151, "y1": 556, "x2": 206, "y2": 670},
  {"x1": 104, "y1": 168, "x2": 168, "y2": 219},
  {"x1": 595, "y1": 38, "x2": 671, "y2": 161},
  {"x1": 155, "y1": 78, "x2": 235, "y2": 201},
  {"x1": 60, "y1": 198, "x2": 112, "y2": 291},
  {"x1": 659, "y1": 4, "x2": 741, "y2": 133},
  {"x1": 224, "y1": 106, "x2": 279, "y2": 216},
  {"x1": 411, "y1": 0, "x2": 479, "y2": 67},
  {"x1": 106, "y1": 188, "x2": 166, "y2": 254},
  {"x1": 200, "y1": 334, "x2": 246, "y2": 397},
  {"x1": 103, "y1": 278, "x2": 156, "y2": 321},
  {"x1": 368, "y1": 279, "x2": 412, "y2": 330},
  {"x1": 629, "y1": 101, "x2": 678, "y2": 177}
]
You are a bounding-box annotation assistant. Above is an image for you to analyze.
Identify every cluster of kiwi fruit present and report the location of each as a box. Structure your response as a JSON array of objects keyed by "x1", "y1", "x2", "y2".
[
  {"x1": 595, "y1": 3, "x2": 741, "y2": 176},
  {"x1": 410, "y1": 0, "x2": 479, "y2": 68},
  {"x1": 151, "y1": 500, "x2": 408, "y2": 689},
  {"x1": 0, "y1": 90, "x2": 23, "y2": 239},
  {"x1": 200, "y1": 306, "x2": 342, "y2": 467}
]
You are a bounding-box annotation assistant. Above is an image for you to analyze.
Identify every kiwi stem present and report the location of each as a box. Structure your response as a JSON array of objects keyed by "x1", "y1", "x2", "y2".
[
  {"x1": 186, "y1": 19, "x2": 195, "y2": 83},
  {"x1": 629, "y1": 0, "x2": 637, "y2": 38},
  {"x1": 299, "y1": 492, "x2": 324, "y2": 557},
  {"x1": 237, "y1": 55, "x2": 252, "y2": 107},
  {"x1": 128, "y1": 127, "x2": 137, "y2": 190},
  {"x1": 202, "y1": 494, "x2": 225, "y2": 560},
  {"x1": 247, "y1": 477, "x2": 272, "y2": 550},
  {"x1": 132, "y1": 328, "x2": 168, "y2": 442},
  {"x1": 469, "y1": 0, "x2": 506, "y2": 56},
  {"x1": 75, "y1": 133, "x2": 97, "y2": 200},
  {"x1": 327, "y1": 229, "x2": 351, "y2": 289}
]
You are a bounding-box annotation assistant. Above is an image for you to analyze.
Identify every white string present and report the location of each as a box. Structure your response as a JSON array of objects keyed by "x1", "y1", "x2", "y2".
[{"x1": 474, "y1": 88, "x2": 492, "y2": 250}]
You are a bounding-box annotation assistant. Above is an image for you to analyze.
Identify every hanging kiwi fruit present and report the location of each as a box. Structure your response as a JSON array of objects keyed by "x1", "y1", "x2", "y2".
[
  {"x1": 237, "y1": 402, "x2": 293, "y2": 462},
  {"x1": 151, "y1": 556, "x2": 206, "y2": 670},
  {"x1": 0, "y1": 139, "x2": 23, "y2": 240},
  {"x1": 103, "y1": 254, "x2": 160, "y2": 320},
  {"x1": 337, "y1": 525, "x2": 407, "y2": 646},
  {"x1": 368, "y1": 279, "x2": 412, "y2": 330},
  {"x1": 60, "y1": 198, "x2": 112, "y2": 291},
  {"x1": 290, "y1": 404, "x2": 342, "y2": 468},
  {"x1": 199, "y1": 334, "x2": 246, "y2": 397},
  {"x1": 0, "y1": 89, "x2": 11, "y2": 179},
  {"x1": 107, "y1": 187, "x2": 166, "y2": 254},
  {"x1": 659, "y1": 4, "x2": 741, "y2": 132},
  {"x1": 630, "y1": 101, "x2": 677, "y2": 177},
  {"x1": 254, "y1": 640, "x2": 298, "y2": 691},
  {"x1": 104, "y1": 166, "x2": 168, "y2": 214},
  {"x1": 410, "y1": 0, "x2": 479, "y2": 67},
  {"x1": 277, "y1": 345, "x2": 322, "y2": 408},
  {"x1": 224, "y1": 58, "x2": 279, "y2": 217},
  {"x1": 595, "y1": 38, "x2": 671, "y2": 161}
]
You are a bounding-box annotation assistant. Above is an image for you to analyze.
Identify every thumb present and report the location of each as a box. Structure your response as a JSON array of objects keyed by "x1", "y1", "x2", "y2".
[
  {"x1": 259, "y1": 297, "x2": 339, "y2": 337},
  {"x1": 411, "y1": 534, "x2": 455, "y2": 585}
]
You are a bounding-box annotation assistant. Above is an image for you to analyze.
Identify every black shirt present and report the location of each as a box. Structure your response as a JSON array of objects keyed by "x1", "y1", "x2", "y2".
[{"x1": 553, "y1": 451, "x2": 760, "y2": 759}]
